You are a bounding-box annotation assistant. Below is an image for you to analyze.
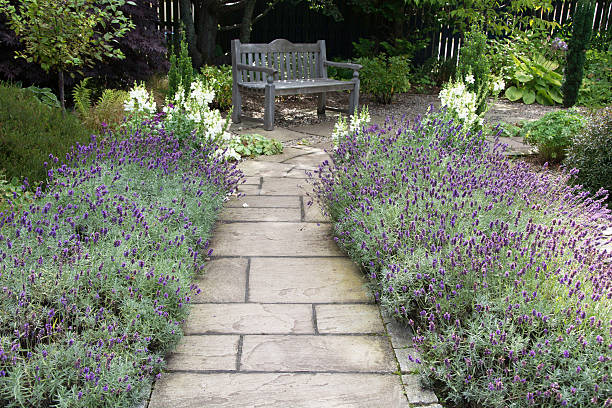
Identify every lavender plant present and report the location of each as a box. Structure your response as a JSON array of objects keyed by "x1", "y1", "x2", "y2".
[
  {"x1": 309, "y1": 108, "x2": 611, "y2": 407},
  {"x1": 0, "y1": 119, "x2": 242, "y2": 406}
]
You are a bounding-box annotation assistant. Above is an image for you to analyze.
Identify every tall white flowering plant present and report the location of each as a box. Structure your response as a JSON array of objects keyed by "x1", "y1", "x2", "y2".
[
  {"x1": 438, "y1": 77, "x2": 484, "y2": 137},
  {"x1": 332, "y1": 106, "x2": 371, "y2": 148},
  {"x1": 123, "y1": 83, "x2": 157, "y2": 131}
]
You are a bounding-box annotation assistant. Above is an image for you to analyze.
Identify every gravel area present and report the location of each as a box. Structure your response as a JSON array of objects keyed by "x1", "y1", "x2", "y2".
[{"x1": 241, "y1": 91, "x2": 561, "y2": 129}]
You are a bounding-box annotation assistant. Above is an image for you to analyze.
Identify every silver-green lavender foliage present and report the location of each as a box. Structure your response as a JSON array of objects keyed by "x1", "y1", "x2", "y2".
[
  {"x1": 309, "y1": 108, "x2": 611, "y2": 408},
  {"x1": 0, "y1": 122, "x2": 242, "y2": 407}
]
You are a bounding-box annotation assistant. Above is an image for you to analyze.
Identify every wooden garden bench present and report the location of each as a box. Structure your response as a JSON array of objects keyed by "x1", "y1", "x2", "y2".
[{"x1": 231, "y1": 38, "x2": 362, "y2": 130}]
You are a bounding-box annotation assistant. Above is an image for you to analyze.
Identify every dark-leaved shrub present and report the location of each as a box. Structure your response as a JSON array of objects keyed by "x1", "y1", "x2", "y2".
[
  {"x1": 521, "y1": 108, "x2": 587, "y2": 162},
  {"x1": 565, "y1": 106, "x2": 612, "y2": 197},
  {"x1": 0, "y1": 83, "x2": 90, "y2": 185}
]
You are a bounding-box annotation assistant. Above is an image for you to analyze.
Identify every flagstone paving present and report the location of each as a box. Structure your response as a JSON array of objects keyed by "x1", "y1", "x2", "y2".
[{"x1": 147, "y1": 129, "x2": 458, "y2": 408}]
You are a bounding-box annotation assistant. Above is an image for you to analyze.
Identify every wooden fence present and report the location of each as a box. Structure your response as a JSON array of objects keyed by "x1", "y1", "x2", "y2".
[{"x1": 157, "y1": 0, "x2": 612, "y2": 62}]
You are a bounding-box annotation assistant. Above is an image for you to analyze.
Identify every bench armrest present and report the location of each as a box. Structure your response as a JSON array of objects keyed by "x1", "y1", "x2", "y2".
[
  {"x1": 324, "y1": 61, "x2": 362, "y2": 71},
  {"x1": 236, "y1": 63, "x2": 278, "y2": 76}
]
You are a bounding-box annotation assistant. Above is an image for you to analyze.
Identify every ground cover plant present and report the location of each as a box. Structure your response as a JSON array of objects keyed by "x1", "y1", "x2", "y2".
[
  {"x1": 0, "y1": 120, "x2": 242, "y2": 406},
  {"x1": 309, "y1": 108, "x2": 611, "y2": 407}
]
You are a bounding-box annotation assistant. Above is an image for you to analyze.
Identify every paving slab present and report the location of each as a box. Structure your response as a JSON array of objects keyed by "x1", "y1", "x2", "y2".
[
  {"x1": 284, "y1": 151, "x2": 332, "y2": 170},
  {"x1": 219, "y1": 207, "x2": 301, "y2": 222},
  {"x1": 192, "y1": 258, "x2": 248, "y2": 303},
  {"x1": 165, "y1": 335, "x2": 239, "y2": 371},
  {"x1": 253, "y1": 147, "x2": 312, "y2": 163},
  {"x1": 241, "y1": 176, "x2": 261, "y2": 185},
  {"x1": 304, "y1": 200, "x2": 330, "y2": 222},
  {"x1": 210, "y1": 222, "x2": 343, "y2": 257},
  {"x1": 225, "y1": 195, "x2": 300, "y2": 208},
  {"x1": 315, "y1": 304, "x2": 384, "y2": 334},
  {"x1": 236, "y1": 183, "x2": 260, "y2": 195},
  {"x1": 240, "y1": 335, "x2": 396, "y2": 372},
  {"x1": 396, "y1": 348, "x2": 422, "y2": 374},
  {"x1": 288, "y1": 121, "x2": 335, "y2": 137},
  {"x1": 238, "y1": 161, "x2": 294, "y2": 177},
  {"x1": 259, "y1": 177, "x2": 313, "y2": 196},
  {"x1": 249, "y1": 257, "x2": 370, "y2": 303},
  {"x1": 184, "y1": 303, "x2": 314, "y2": 335},
  {"x1": 402, "y1": 375, "x2": 439, "y2": 405},
  {"x1": 386, "y1": 319, "x2": 414, "y2": 349},
  {"x1": 148, "y1": 372, "x2": 408, "y2": 408}
]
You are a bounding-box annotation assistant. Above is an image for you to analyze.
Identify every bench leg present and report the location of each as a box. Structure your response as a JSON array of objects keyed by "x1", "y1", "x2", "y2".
[
  {"x1": 349, "y1": 74, "x2": 360, "y2": 114},
  {"x1": 264, "y1": 82, "x2": 275, "y2": 131},
  {"x1": 317, "y1": 92, "x2": 326, "y2": 114},
  {"x1": 232, "y1": 86, "x2": 242, "y2": 123}
]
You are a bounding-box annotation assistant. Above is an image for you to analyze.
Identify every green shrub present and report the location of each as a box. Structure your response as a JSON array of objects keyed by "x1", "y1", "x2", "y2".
[
  {"x1": 521, "y1": 109, "x2": 587, "y2": 162},
  {"x1": 168, "y1": 32, "x2": 194, "y2": 98},
  {"x1": 0, "y1": 82, "x2": 90, "y2": 185},
  {"x1": 504, "y1": 54, "x2": 564, "y2": 105},
  {"x1": 0, "y1": 170, "x2": 32, "y2": 216},
  {"x1": 23, "y1": 85, "x2": 61, "y2": 108},
  {"x1": 577, "y1": 48, "x2": 612, "y2": 108},
  {"x1": 456, "y1": 26, "x2": 491, "y2": 114},
  {"x1": 565, "y1": 106, "x2": 612, "y2": 196},
  {"x1": 199, "y1": 64, "x2": 232, "y2": 111},
  {"x1": 356, "y1": 55, "x2": 410, "y2": 104}
]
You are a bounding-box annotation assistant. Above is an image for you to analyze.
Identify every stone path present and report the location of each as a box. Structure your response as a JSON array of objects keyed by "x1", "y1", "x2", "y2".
[{"x1": 147, "y1": 137, "x2": 441, "y2": 407}]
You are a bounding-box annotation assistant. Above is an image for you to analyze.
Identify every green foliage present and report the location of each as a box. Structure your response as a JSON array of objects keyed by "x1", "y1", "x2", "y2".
[
  {"x1": 521, "y1": 109, "x2": 587, "y2": 162},
  {"x1": 456, "y1": 26, "x2": 491, "y2": 114},
  {"x1": 352, "y1": 37, "x2": 429, "y2": 60},
  {"x1": 23, "y1": 86, "x2": 60, "y2": 108},
  {"x1": 0, "y1": 0, "x2": 134, "y2": 107},
  {"x1": 168, "y1": 32, "x2": 194, "y2": 99},
  {"x1": 73, "y1": 78, "x2": 128, "y2": 134},
  {"x1": 356, "y1": 55, "x2": 411, "y2": 104},
  {"x1": 504, "y1": 54, "x2": 563, "y2": 105},
  {"x1": 562, "y1": 0, "x2": 596, "y2": 107},
  {"x1": 565, "y1": 106, "x2": 612, "y2": 197},
  {"x1": 0, "y1": 83, "x2": 90, "y2": 185},
  {"x1": 449, "y1": 0, "x2": 557, "y2": 36},
  {"x1": 577, "y1": 48, "x2": 612, "y2": 108},
  {"x1": 228, "y1": 134, "x2": 283, "y2": 158},
  {"x1": 199, "y1": 65, "x2": 232, "y2": 111}
]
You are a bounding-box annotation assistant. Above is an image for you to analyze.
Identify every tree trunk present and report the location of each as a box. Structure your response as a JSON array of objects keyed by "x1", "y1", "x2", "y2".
[
  {"x1": 195, "y1": 4, "x2": 219, "y2": 66},
  {"x1": 58, "y1": 70, "x2": 65, "y2": 111},
  {"x1": 179, "y1": 0, "x2": 203, "y2": 68},
  {"x1": 240, "y1": 0, "x2": 257, "y2": 43}
]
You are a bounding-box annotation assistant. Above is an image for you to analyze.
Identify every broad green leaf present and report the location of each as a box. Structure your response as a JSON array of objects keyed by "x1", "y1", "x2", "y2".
[
  {"x1": 522, "y1": 89, "x2": 536, "y2": 104},
  {"x1": 549, "y1": 88, "x2": 563, "y2": 104},
  {"x1": 536, "y1": 89, "x2": 554, "y2": 106},
  {"x1": 515, "y1": 71, "x2": 533, "y2": 83},
  {"x1": 505, "y1": 86, "x2": 523, "y2": 101}
]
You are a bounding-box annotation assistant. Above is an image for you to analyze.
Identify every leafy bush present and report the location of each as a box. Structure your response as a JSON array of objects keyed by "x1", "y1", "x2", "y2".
[
  {"x1": 352, "y1": 37, "x2": 428, "y2": 60},
  {"x1": 521, "y1": 109, "x2": 587, "y2": 162},
  {"x1": 0, "y1": 82, "x2": 90, "y2": 185},
  {"x1": 199, "y1": 64, "x2": 232, "y2": 111},
  {"x1": 228, "y1": 134, "x2": 283, "y2": 157},
  {"x1": 565, "y1": 106, "x2": 612, "y2": 197},
  {"x1": 0, "y1": 118, "x2": 242, "y2": 406},
  {"x1": 0, "y1": 169, "x2": 32, "y2": 215},
  {"x1": 73, "y1": 78, "x2": 128, "y2": 133},
  {"x1": 309, "y1": 107, "x2": 611, "y2": 408},
  {"x1": 355, "y1": 55, "x2": 410, "y2": 104},
  {"x1": 505, "y1": 54, "x2": 563, "y2": 105},
  {"x1": 577, "y1": 48, "x2": 612, "y2": 108},
  {"x1": 456, "y1": 26, "x2": 491, "y2": 115},
  {"x1": 23, "y1": 85, "x2": 60, "y2": 108}
]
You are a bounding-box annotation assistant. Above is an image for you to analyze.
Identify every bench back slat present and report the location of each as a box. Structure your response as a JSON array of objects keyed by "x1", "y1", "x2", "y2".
[{"x1": 232, "y1": 39, "x2": 326, "y2": 83}]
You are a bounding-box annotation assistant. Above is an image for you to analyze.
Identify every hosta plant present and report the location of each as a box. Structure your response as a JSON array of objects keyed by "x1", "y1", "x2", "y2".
[
  {"x1": 309, "y1": 107, "x2": 611, "y2": 408},
  {"x1": 505, "y1": 54, "x2": 563, "y2": 105}
]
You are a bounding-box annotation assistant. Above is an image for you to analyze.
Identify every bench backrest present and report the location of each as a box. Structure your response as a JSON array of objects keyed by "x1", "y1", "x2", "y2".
[{"x1": 231, "y1": 39, "x2": 327, "y2": 83}]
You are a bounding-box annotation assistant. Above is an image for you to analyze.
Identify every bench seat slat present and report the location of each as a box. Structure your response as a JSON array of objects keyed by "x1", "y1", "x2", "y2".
[{"x1": 239, "y1": 79, "x2": 355, "y2": 96}]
